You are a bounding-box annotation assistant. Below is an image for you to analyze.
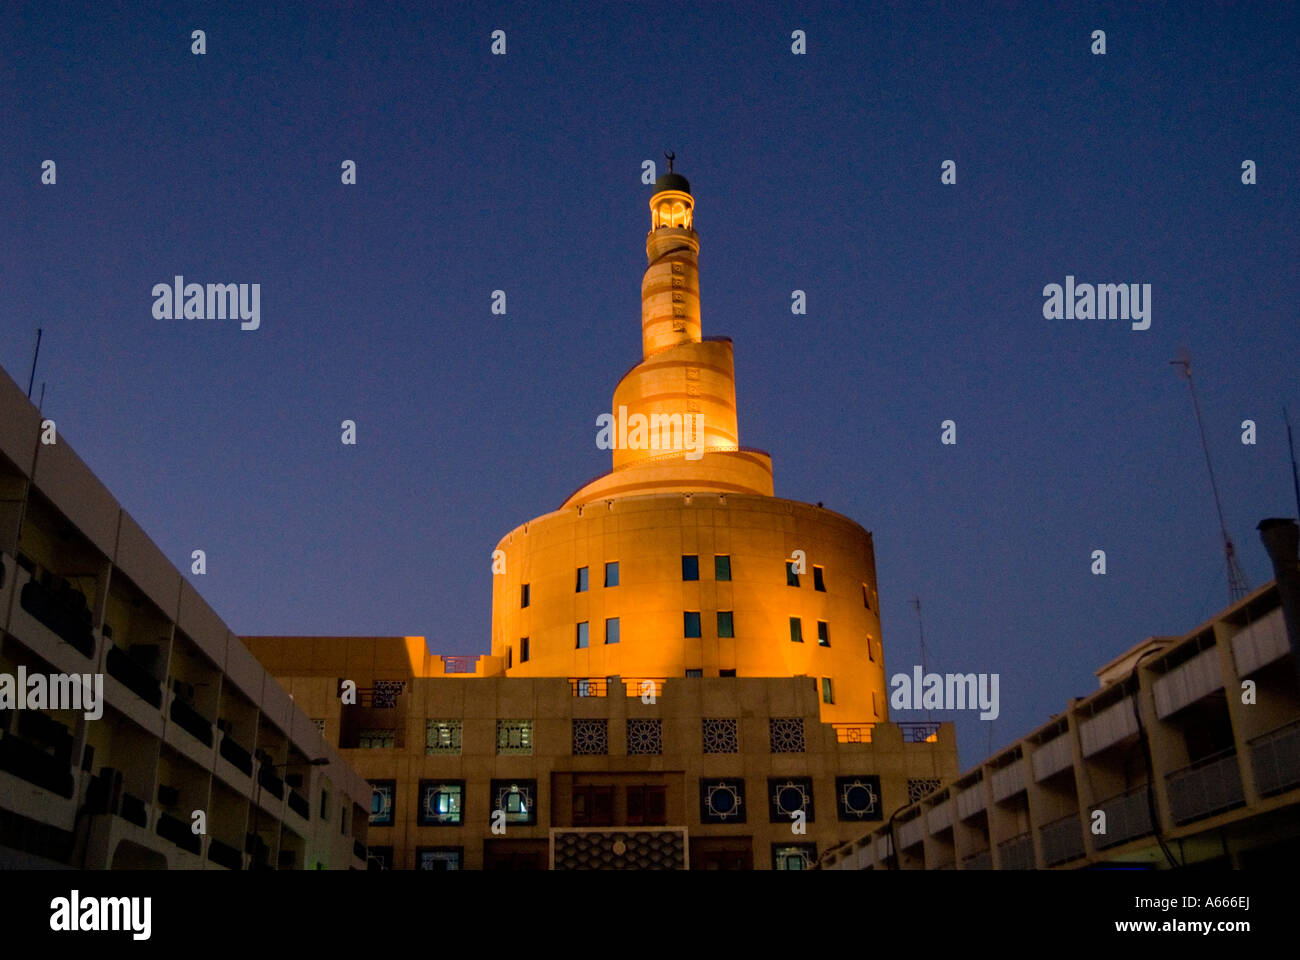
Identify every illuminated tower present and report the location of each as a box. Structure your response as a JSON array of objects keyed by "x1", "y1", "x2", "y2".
[{"x1": 491, "y1": 164, "x2": 886, "y2": 725}]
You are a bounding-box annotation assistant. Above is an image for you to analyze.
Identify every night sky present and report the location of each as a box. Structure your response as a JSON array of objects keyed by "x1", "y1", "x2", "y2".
[{"x1": 3, "y1": 1, "x2": 1296, "y2": 767}]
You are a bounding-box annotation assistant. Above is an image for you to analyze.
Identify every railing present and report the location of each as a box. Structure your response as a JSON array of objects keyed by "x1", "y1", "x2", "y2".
[
  {"x1": 106, "y1": 645, "x2": 163, "y2": 708},
  {"x1": 1165, "y1": 748, "x2": 1244, "y2": 825},
  {"x1": 1094, "y1": 785, "x2": 1154, "y2": 849},
  {"x1": 353, "y1": 681, "x2": 407, "y2": 707},
  {"x1": 622, "y1": 678, "x2": 665, "y2": 698},
  {"x1": 899, "y1": 722, "x2": 940, "y2": 743},
  {"x1": 569, "y1": 678, "x2": 608, "y2": 697},
  {"x1": 1250, "y1": 718, "x2": 1300, "y2": 797},
  {"x1": 997, "y1": 832, "x2": 1034, "y2": 870},
  {"x1": 1039, "y1": 814, "x2": 1085, "y2": 866},
  {"x1": 169, "y1": 697, "x2": 214, "y2": 747},
  {"x1": 962, "y1": 850, "x2": 992, "y2": 870},
  {"x1": 834, "y1": 724, "x2": 876, "y2": 743},
  {"x1": 440, "y1": 656, "x2": 477, "y2": 675}
]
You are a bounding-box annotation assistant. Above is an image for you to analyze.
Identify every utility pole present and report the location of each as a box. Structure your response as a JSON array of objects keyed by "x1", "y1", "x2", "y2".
[{"x1": 1171, "y1": 351, "x2": 1249, "y2": 603}]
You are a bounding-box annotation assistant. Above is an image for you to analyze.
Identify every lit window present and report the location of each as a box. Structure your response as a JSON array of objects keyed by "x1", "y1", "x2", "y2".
[
  {"x1": 497, "y1": 720, "x2": 533, "y2": 755},
  {"x1": 606, "y1": 617, "x2": 620, "y2": 644},
  {"x1": 822, "y1": 678, "x2": 834, "y2": 703},
  {"x1": 684, "y1": 611, "x2": 702, "y2": 638},
  {"x1": 418, "y1": 780, "x2": 464, "y2": 826},
  {"x1": 789, "y1": 617, "x2": 803, "y2": 643},
  {"x1": 813, "y1": 566, "x2": 826, "y2": 591},
  {"x1": 605, "y1": 561, "x2": 619, "y2": 587},
  {"x1": 425, "y1": 720, "x2": 461, "y2": 755},
  {"x1": 491, "y1": 779, "x2": 538, "y2": 825},
  {"x1": 369, "y1": 780, "x2": 395, "y2": 826},
  {"x1": 576, "y1": 567, "x2": 588, "y2": 592},
  {"x1": 817, "y1": 621, "x2": 830, "y2": 647},
  {"x1": 416, "y1": 847, "x2": 462, "y2": 871},
  {"x1": 773, "y1": 844, "x2": 817, "y2": 870},
  {"x1": 682, "y1": 555, "x2": 699, "y2": 581},
  {"x1": 717, "y1": 611, "x2": 734, "y2": 638},
  {"x1": 521, "y1": 583, "x2": 530, "y2": 608},
  {"x1": 520, "y1": 637, "x2": 529, "y2": 662},
  {"x1": 786, "y1": 562, "x2": 800, "y2": 587},
  {"x1": 715, "y1": 555, "x2": 731, "y2": 581},
  {"x1": 685, "y1": 669, "x2": 703, "y2": 678},
  {"x1": 576, "y1": 622, "x2": 589, "y2": 648}
]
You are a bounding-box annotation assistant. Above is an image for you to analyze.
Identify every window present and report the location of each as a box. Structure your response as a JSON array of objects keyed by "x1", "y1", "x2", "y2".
[
  {"x1": 817, "y1": 620, "x2": 830, "y2": 647},
  {"x1": 872, "y1": 691, "x2": 879, "y2": 718},
  {"x1": 700, "y1": 778, "x2": 746, "y2": 823},
  {"x1": 572, "y1": 785, "x2": 614, "y2": 826},
  {"x1": 684, "y1": 611, "x2": 701, "y2": 638},
  {"x1": 702, "y1": 718, "x2": 739, "y2": 753},
  {"x1": 789, "y1": 617, "x2": 803, "y2": 643},
  {"x1": 367, "y1": 846, "x2": 393, "y2": 870},
  {"x1": 605, "y1": 561, "x2": 619, "y2": 587},
  {"x1": 490, "y1": 779, "x2": 538, "y2": 825},
  {"x1": 368, "y1": 780, "x2": 395, "y2": 827},
  {"x1": 772, "y1": 844, "x2": 817, "y2": 870},
  {"x1": 359, "y1": 729, "x2": 395, "y2": 749},
  {"x1": 521, "y1": 583, "x2": 530, "y2": 608},
  {"x1": 768, "y1": 777, "x2": 815, "y2": 824},
  {"x1": 576, "y1": 566, "x2": 588, "y2": 592},
  {"x1": 822, "y1": 677, "x2": 834, "y2": 703},
  {"x1": 497, "y1": 720, "x2": 533, "y2": 755},
  {"x1": 418, "y1": 780, "x2": 465, "y2": 826},
  {"x1": 769, "y1": 718, "x2": 806, "y2": 753},
  {"x1": 572, "y1": 719, "x2": 608, "y2": 755},
  {"x1": 576, "y1": 621, "x2": 589, "y2": 648},
  {"x1": 866, "y1": 635, "x2": 873, "y2": 662},
  {"x1": 862, "y1": 584, "x2": 870, "y2": 609},
  {"x1": 416, "y1": 847, "x2": 462, "y2": 870},
  {"x1": 719, "y1": 668, "x2": 737, "y2": 678},
  {"x1": 717, "y1": 611, "x2": 734, "y2": 638},
  {"x1": 627, "y1": 718, "x2": 663, "y2": 755},
  {"x1": 627, "y1": 785, "x2": 668, "y2": 825},
  {"x1": 836, "y1": 776, "x2": 882, "y2": 821},
  {"x1": 786, "y1": 561, "x2": 800, "y2": 587},
  {"x1": 606, "y1": 617, "x2": 620, "y2": 644},
  {"x1": 715, "y1": 555, "x2": 731, "y2": 581},
  {"x1": 813, "y1": 566, "x2": 826, "y2": 591},
  {"x1": 426, "y1": 720, "x2": 461, "y2": 755},
  {"x1": 682, "y1": 554, "x2": 699, "y2": 580},
  {"x1": 507, "y1": 646, "x2": 513, "y2": 668},
  {"x1": 685, "y1": 669, "x2": 703, "y2": 678},
  {"x1": 520, "y1": 636, "x2": 530, "y2": 662}
]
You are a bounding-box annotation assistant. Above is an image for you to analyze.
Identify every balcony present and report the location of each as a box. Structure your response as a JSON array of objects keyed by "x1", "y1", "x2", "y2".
[
  {"x1": 169, "y1": 697, "x2": 213, "y2": 747},
  {"x1": 257, "y1": 764, "x2": 285, "y2": 801},
  {"x1": 898, "y1": 816, "x2": 924, "y2": 849},
  {"x1": 156, "y1": 811, "x2": 202, "y2": 855},
  {"x1": 1079, "y1": 697, "x2": 1138, "y2": 757},
  {"x1": 1032, "y1": 734, "x2": 1073, "y2": 782},
  {"x1": 1231, "y1": 607, "x2": 1287, "y2": 677},
  {"x1": 207, "y1": 838, "x2": 242, "y2": 870},
  {"x1": 18, "y1": 574, "x2": 95, "y2": 659},
  {"x1": 956, "y1": 783, "x2": 986, "y2": 820},
  {"x1": 1165, "y1": 749, "x2": 1244, "y2": 825},
  {"x1": 105, "y1": 645, "x2": 163, "y2": 709},
  {"x1": 287, "y1": 789, "x2": 310, "y2": 820},
  {"x1": 1250, "y1": 718, "x2": 1300, "y2": 797},
  {"x1": 1039, "y1": 814, "x2": 1085, "y2": 866},
  {"x1": 926, "y1": 799, "x2": 953, "y2": 834},
  {"x1": 218, "y1": 734, "x2": 253, "y2": 776},
  {"x1": 990, "y1": 759, "x2": 1026, "y2": 802},
  {"x1": 834, "y1": 724, "x2": 875, "y2": 744},
  {"x1": 899, "y1": 722, "x2": 940, "y2": 743},
  {"x1": 1152, "y1": 646, "x2": 1223, "y2": 720},
  {"x1": 0, "y1": 728, "x2": 74, "y2": 798},
  {"x1": 997, "y1": 833, "x2": 1034, "y2": 870},
  {"x1": 962, "y1": 850, "x2": 992, "y2": 870},
  {"x1": 1094, "y1": 785, "x2": 1154, "y2": 849}
]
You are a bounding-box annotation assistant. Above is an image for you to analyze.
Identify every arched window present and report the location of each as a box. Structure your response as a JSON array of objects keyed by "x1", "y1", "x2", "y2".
[
  {"x1": 657, "y1": 202, "x2": 671, "y2": 228},
  {"x1": 671, "y1": 202, "x2": 686, "y2": 227}
]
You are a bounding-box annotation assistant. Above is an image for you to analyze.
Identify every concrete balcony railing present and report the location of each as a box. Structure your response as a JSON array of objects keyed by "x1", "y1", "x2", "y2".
[
  {"x1": 898, "y1": 816, "x2": 925, "y2": 849},
  {"x1": 1231, "y1": 607, "x2": 1288, "y2": 677},
  {"x1": 1165, "y1": 749, "x2": 1245, "y2": 825},
  {"x1": 926, "y1": 798, "x2": 953, "y2": 834},
  {"x1": 956, "y1": 782, "x2": 986, "y2": 820},
  {"x1": 1079, "y1": 696, "x2": 1138, "y2": 757},
  {"x1": 1094, "y1": 784, "x2": 1155, "y2": 849},
  {"x1": 1250, "y1": 718, "x2": 1300, "y2": 798},
  {"x1": 1040, "y1": 814, "x2": 1085, "y2": 866},
  {"x1": 962, "y1": 849, "x2": 992, "y2": 870},
  {"x1": 1032, "y1": 734, "x2": 1074, "y2": 782},
  {"x1": 990, "y1": 759, "x2": 1026, "y2": 802},
  {"x1": 1153, "y1": 646, "x2": 1223, "y2": 720},
  {"x1": 997, "y1": 832, "x2": 1034, "y2": 870}
]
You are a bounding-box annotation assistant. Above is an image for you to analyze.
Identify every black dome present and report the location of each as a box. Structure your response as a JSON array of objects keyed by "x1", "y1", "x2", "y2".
[{"x1": 653, "y1": 172, "x2": 691, "y2": 193}]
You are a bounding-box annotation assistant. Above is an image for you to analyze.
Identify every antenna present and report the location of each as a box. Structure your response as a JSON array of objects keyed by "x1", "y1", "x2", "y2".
[
  {"x1": 27, "y1": 328, "x2": 43, "y2": 399},
  {"x1": 1171, "y1": 350, "x2": 1249, "y2": 603},
  {"x1": 1285, "y1": 406, "x2": 1300, "y2": 520},
  {"x1": 911, "y1": 596, "x2": 933, "y2": 722}
]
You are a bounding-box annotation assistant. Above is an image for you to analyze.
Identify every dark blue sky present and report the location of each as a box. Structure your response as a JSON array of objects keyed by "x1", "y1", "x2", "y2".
[{"x1": 3, "y1": 1, "x2": 1296, "y2": 766}]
